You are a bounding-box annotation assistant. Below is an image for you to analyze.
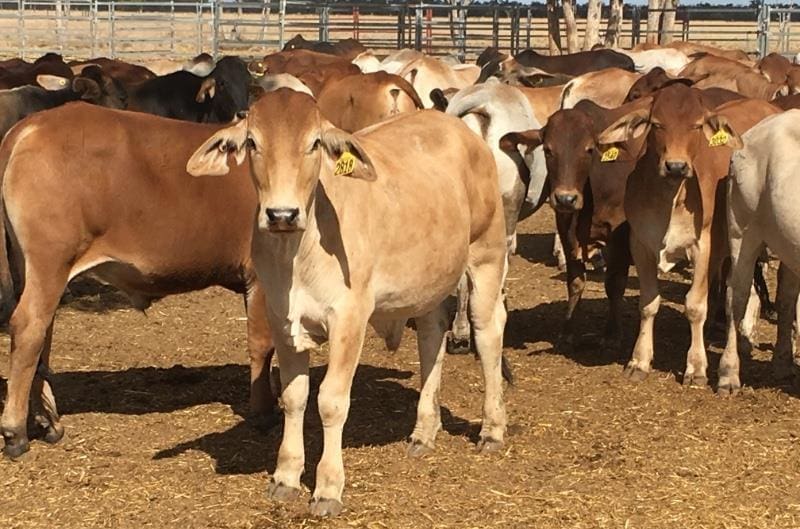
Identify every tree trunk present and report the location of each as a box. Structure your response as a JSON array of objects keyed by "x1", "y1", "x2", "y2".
[
  {"x1": 660, "y1": 0, "x2": 678, "y2": 44},
  {"x1": 547, "y1": 0, "x2": 562, "y2": 55},
  {"x1": 604, "y1": 0, "x2": 623, "y2": 47},
  {"x1": 646, "y1": 0, "x2": 663, "y2": 44},
  {"x1": 562, "y1": 0, "x2": 579, "y2": 53},
  {"x1": 584, "y1": 0, "x2": 602, "y2": 50}
]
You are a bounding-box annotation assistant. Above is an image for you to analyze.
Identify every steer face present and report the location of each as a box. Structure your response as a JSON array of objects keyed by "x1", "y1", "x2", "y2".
[
  {"x1": 599, "y1": 84, "x2": 741, "y2": 180},
  {"x1": 187, "y1": 89, "x2": 376, "y2": 232}
]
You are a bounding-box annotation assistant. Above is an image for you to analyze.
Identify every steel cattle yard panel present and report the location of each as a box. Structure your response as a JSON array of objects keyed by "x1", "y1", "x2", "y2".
[{"x1": 0, "y1": 1, "x2": 784, "y2": 61}]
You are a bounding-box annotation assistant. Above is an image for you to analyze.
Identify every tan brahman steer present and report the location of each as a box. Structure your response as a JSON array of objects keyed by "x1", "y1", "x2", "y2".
[
  {"x1": 596, "y1": 85, "x2": 778, "y2": 388},
  {"x1": 186, "y1": 90, "x2": 508, "y2": 517}
]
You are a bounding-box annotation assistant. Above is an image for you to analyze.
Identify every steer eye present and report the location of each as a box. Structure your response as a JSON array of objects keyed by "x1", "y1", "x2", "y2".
[
  {"x1": 651, "y1": 122, "x2": 663, "y2": 130},
  {"x1": 245, "y1": 136, "x2": 257, "y2": 151},
  {"x1": 309, "y1": 138, "x2": 321, "y2": 153},
  {"x1": 543, "y1": 146, "x2": 553, "y2": 157},
  {"x1": 585, "y1": 145, "x2": 595, "y2": 155}
]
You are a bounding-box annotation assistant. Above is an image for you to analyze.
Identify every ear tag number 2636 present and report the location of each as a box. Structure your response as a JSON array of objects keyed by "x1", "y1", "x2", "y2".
[
  {"x1": 334, "y1": 152, "x2": 356, "y2": 176},
  {"x1": 708, "y1": 129, "x2": 729, "y2": 148}
]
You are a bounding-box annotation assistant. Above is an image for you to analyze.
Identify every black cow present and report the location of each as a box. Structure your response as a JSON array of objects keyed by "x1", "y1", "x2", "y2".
[
  {"x1": 282, "y1": 34, "x2": 366, "y2": 60},
  {"x1": 127, "y1": 56, "x2": 251, "y2": 123},
  {"x1": 0, "y1": 65, "x2": 126, "y2": 138},
  {"x1": 478, "y1": 47, "x2": 635, "y2": 83},
  {"x1": 0, "y1": 53, "x2": 75, "y2": 89}
]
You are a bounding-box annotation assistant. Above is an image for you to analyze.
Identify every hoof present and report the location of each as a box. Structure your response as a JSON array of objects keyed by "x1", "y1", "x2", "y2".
[
  {"x1": 267, "y1": 479, "x2": 301, "y2": 502},
  {"x1": 2, "y1": 433, "x2": 30, "y2": 461},
  {"x1": 682, "y1": 374, "x2": 708, "y2": 388},
  {"x1": 717, "y1": 382, "x2": 740, "y2": 397},
  {"x1": 446, "y1": 333, "x2": 470, "y2": 355},
  {"x1": 42, "y1": 423, "x2": 65, "y2": 445},
  {"x1": 622, "y1": 365, "x2": 648, "y2": 382},
  {"x1": 477, "y1": 436, "x2": 504, "y2": 453},
  {"x1": 406, "y1": 438, "x2": 434, "y2": 458},
  {"x1": 309, "y1": 497, "x2": 343, "y2": 517}
]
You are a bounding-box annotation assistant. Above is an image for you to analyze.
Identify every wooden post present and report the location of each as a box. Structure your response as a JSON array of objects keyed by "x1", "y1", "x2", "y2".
[
  {"x1": 584, "y1": 0, "x2": 601, "y2": 50},
  {"x1": 660, "y1": 0, "x2": 677, "y2": 44},
  {"x1": 604, "y1": 0, "x2": 623, "y2": 47},
  {"x1": 562, "y1": 0, "x2": 579, "y2": 53},
  {"x1": 646, "y1": 0, "x2": 663, "y2": 44}
]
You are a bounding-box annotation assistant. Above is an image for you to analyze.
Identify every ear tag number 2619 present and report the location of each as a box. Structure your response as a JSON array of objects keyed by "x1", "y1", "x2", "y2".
[{"x1": 334, "y1": 152, "x2": 356, "y2": 176}]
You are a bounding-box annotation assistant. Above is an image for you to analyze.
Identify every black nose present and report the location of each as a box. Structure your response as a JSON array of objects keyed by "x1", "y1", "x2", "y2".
[
  {"x1": 665, "y1": 160, "x2": 688, "y2": 176},
  {"x1": 554, "y1": 193, "x2": 578, "y2": 208},
  {"x1": 266, "y1": 208, "x2": 300, "y2": 225}
]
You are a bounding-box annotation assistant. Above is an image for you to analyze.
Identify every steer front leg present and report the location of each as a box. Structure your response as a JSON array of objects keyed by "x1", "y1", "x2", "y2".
[
  {"x1": 244, "y1": 281, "x2": 277, "y2": 428},
  {"x1": 310, "y1": 307, "x2": 369, "y2": 518},
  {"x1": 683, "y1": 231, "x2": 714, "y2": 387},
  {"x1": 626, "y1": 235, "x2": 660, "y2": 382},
  {"x1": 268, "y1": 346, "x2": 309, "y2": 501}
]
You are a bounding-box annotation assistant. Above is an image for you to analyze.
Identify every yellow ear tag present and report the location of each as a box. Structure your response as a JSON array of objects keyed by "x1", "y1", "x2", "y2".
[
  {"x1": 708, "y1": 129, "x2": 729, "y2": 147},
  {"x1": 334, "y1": 151, "x2": 356, "y2": 176},
  {"x1": 600, "y1": 146, "x2": 619, "y2": 162}
]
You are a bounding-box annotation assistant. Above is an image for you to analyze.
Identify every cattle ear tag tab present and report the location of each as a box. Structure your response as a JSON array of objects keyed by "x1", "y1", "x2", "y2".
[
  {"x1": 708, "y1": 129, "x2": 729, "y2": 148},
  {"x1": 334, "y1": 151, "x2": 357, "y2": 176},
  {"x1": 600, "y1": 146, "x2": 619, "y2": 163}
]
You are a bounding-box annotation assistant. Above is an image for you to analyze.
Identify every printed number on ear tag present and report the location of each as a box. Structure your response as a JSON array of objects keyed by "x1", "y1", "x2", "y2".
[
  {"x1": 708, "y1": 129, "x2": 729, "y2": 147},
  {"x1": 600, "y1": 147, "x2": 619, "y2": 163},
  {"x1": 334, "y1": 152, "x2": 356, "y2": 176}
]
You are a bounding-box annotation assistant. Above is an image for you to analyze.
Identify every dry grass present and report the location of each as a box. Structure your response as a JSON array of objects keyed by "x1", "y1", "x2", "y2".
[{"x1": 1, "y1": 209, "x2": 799, "y2": 529}]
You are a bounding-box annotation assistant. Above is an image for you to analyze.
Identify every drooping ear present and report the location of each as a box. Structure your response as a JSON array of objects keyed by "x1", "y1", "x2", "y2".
[
  {"x1": 516, "y1": 66, "x2": 557, "y2": 88},
  {"x1": 597, "y1": 108, "x2": 651, "y2": 146},
  {"x1": 72, "y1": 76, "x2": 102, "y2": 101},
  {"x1": 499, "y1": 129, "x2": 543, "y2": 156},
  {"x1": 195, "y1": 78, "x2": 216, "y2": 103},
  {"x1": 320, "y1": 126, "x2": 377, "y2": 181},
  {"x1": 403, "y1": 68, "x2": 418, "y2": 86},
  {"x1": 36, "y1": 74, "x2": 70, "y2": 91},
  {"x1": 663, "y1": 77, "x2": 695, "y2": 89},
  {"x1": 186, "y1": 119, "x2": 248, "y2": 176},
  {"x1": 430, "y1": 88, "x2": 449, "y2": 111},
  {"x1": 702, "y1": 113, "x2": 744, "y2": 151}
]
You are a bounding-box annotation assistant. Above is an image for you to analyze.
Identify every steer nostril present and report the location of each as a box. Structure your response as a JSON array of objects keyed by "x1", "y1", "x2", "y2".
[
  {"x1": 265, "y1": 208, "x2": 300, "y2": 224},
  {"x1": 555, "y1": 193, "x2": 578, "y2": 207},
  {"x1": 665, "y1": 160, "x2": 688, "y2": 175}
]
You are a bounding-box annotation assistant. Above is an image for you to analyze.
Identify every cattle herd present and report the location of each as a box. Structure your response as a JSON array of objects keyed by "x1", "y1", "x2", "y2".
[{"x1": 2, "y1": 34, "x2": 800, "y2": 517}]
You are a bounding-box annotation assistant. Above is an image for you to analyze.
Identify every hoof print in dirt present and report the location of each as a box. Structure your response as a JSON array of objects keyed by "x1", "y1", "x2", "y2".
[
  {"x1": 309, "y1": 497, "x2": 343, "y2": 517},
  {"x1": 446, "y1": 334, "x2": 471, "y2": 355},
  {"x1": 406, "y1": 438, "x2": 434, "y2": 458},
  {"x1": 267, "y1": 480, "x2": 302, "y2": 502},
  {"x1": 622, "y1": 365, "x2": 648, "y2": 383},
  {"x1": 477, "y1": 436, "x2": 503, "y2": 453}
]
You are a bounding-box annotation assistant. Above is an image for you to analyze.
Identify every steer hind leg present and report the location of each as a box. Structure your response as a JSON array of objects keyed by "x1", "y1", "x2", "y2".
[
  {"x1": 683, "y1": 232, "x2": 714, "y2": 388},
  {"x1": 773, "y1": 263, "x2": 800, "y2": 382},
  {"x1": 447, "y1": 274, "x2": 471, "y2": 354},
  {"x1": 2, "y1": 264, "x2": 68, "y2": 459},
  {"x1": 602, "y1": 223, "x2": 631, "y2": 353},
  {"x1": 30, "y1": 323, "x2": 64, "y2": 445},
  {"x1": 557, "y1": 212, "x2": 585, "y2": 352},
  {"x1": 468, "y1": 258, "x2": 507, "y2": 452},
  {"x1": 408, "y1": 304, "x2": 449, "y2": 457}
]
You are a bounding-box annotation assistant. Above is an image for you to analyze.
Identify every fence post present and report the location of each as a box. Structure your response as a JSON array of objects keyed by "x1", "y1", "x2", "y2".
[
  {"x1": 492, "y1": 5, "x2": 498, "y2": 48},
  {"x1": 353, "y1": 6, "x2": 359, "y2": 40},
  {"x1": 631, "y1": 5, "x2": 640, "y2": 47},
  {"x1": 757, "y1": 0, "x2": 769, "y2": 58},
  {"x1": 414, "y1": 5, "x2": 422, "y2": 51},
  {"x1": 212, "y1": 0, "x2": 219, "y2": 59},
  {"x1": 397, "y1": 6, "x2": 405, "y2": 48},
  {"x1": 279, "y1": 0, "x2": 286, "y2": 49},
  {"x1": 526, "y1": 7, "x2": 531, "y2": 50},
  {"x1": 109, "y1": 0, "x2": 116, "y2": 58},
  {"x1": 318, "y1": 4, "x2": 329, "y2": 42}
]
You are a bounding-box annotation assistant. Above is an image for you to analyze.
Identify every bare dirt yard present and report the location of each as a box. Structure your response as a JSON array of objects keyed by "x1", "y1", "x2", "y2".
[{"x1": 2, "y1": 208, "x2": 799, "y2": 529}]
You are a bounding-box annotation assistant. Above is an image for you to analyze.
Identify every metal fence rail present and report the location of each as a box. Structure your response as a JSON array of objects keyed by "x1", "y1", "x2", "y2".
[{"x1": 0, "y1": 1, "x2": 791, "y2": 61}]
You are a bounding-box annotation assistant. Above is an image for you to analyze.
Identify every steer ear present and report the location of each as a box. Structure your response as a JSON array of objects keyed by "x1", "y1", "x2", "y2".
[
  {"x1": 320, "y1": 126, "x2": 377, "y2": 181},
  {"x1": 597, "y1": 108, "x2": 651, "y2": 145},
  {"x1": 71, "y1": 76, "x2": 103, "y2": 101},
  {"x1": 36, "y1": 74, "x2": 70, "y2": 91},
  {"x1": 186, "y1": 119, "x2": 248, "y2": 176},
  {"x1": 499, "y1": 129, "x2": 543, "y2": 156},
  {"x1": 195, "y1": 78, "x2": 217, "y2": 103},
  {"x1": 702, "y1": 114, "x2": 744, "y2": 151}
]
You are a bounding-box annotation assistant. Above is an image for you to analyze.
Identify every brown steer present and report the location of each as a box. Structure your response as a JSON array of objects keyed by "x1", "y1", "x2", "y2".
[
  {"x1": 0, "y1": 103, "x2": 275, "y2": 459},
  {"x1": 597, "y1": 85, "x2": 778, "y2": 387}
]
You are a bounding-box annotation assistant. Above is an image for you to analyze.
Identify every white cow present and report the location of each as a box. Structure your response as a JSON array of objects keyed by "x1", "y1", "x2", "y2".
[
  {"x1": 187, "y1": 90, "x2": 508, "y2": 517},
  {"x1": 723, "y1": 109, "x2": 800, "y2": 394}
]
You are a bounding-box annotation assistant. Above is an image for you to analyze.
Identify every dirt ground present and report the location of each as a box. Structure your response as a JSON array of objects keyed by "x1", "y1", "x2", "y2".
[{"x1": 1, "y1": 209, "x2": 799, "y2": 529}]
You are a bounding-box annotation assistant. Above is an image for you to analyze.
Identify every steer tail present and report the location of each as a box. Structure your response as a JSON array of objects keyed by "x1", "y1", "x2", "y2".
[
  {"x1": 384, "y1": 72, "x2": 424, "y2": 111},
  {"x1": 0, "y1": 133, "x2": 17, "y2": 324},
  {"x1": 501, "y1": 354, "x2": 514, "y2": 386}
]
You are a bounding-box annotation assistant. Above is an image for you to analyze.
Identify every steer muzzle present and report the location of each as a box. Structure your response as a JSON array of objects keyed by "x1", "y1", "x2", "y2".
[
  {"x1": 263, "y1": 207, "x2": 302, "y2": 232},
  {"x1": 663, "y1": 160, "x2": 692, "y2": 179},
  {"x1": 551, "y1": 191, "x2": 583, "y2": 213}
]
